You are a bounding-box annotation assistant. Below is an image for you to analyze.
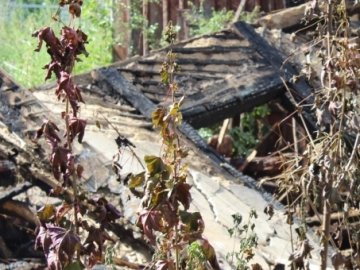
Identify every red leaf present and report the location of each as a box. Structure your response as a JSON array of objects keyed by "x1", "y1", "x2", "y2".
[
  {"x1": 88, "y1": 197, "x2": 121, "y2": 225},
  {"x1": 32, "y1": 27, "x2": 62, "y2": 58},
  {"x1": 50, "y1": 147, "x2": 72, "y2": 181},
  {"x1": 137, "y1": 210, "x2": 162, "y2": 245},
  {"x1": 56, "y1": 72, "x2": 83, "y2": 116},
  {"x1": 35, "y1": 226, "x2": 52, "y2": 255},
  {"x1": 76, "y1": 164, "x2": 84, "y2": 178},
  {"x1": 35, "y1": 224, "x2": 80, "y2": 269},
  {"x1": 48, "y1": 225, "x2": 80, "y2": 268},
  {"x1": 55, "y1": 202, "x2": 72, "y2": 223},
  {"x1": 170, "y1": 182, "x2": 192, "y2": 210},
  {"x1": 65, "y1": 117, "x2": 86, "y2": 144},
  {"x1": 34, "y1": 120, "x2": 61, "y2": 149},
  {"x1": 84, "y1": 225, "x2": 114, "y2": 260}
]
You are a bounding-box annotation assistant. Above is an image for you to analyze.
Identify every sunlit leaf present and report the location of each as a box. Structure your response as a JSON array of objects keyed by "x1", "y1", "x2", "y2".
[
  {"x1": 144, "y1": 155, "x2": 165, "y2": 177},
  {"x1": 128, "y1": 172, "x2": 145, "y2": 188},
  {"x1": 152, "y1": 107, "x2": 166, "y2": 127},
  {"x1": 37, "y1": 204, "x2": 56, "y2": 222}
]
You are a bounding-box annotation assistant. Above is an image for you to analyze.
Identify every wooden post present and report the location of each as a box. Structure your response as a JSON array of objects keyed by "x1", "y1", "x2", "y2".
[
  {"x1": 162, "y1": 0, "x2": 168, "y2": 32},
  {"x1": 177, "y1": 0, "x2": 188, "y2": 40},
  {"x1": 143, "y1": 0, "x2": 149, "y2": 56},
  {"x1": 112, "y1": 0, "x2": 130, "y2": 60},
  {"x1": 232, "y1": 0, "x2": 247, "y2": 23}
]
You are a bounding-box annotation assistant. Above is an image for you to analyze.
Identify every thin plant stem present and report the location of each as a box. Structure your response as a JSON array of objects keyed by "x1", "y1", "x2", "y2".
[
  {"x1": 65, "y1": 98, "x2": 79, "y2": 235},
  {"x1": 320, "y1": 2, "x2": 333, "y2": 269}
]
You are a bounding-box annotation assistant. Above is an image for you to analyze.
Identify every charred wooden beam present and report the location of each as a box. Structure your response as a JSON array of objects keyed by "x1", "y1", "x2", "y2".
[
  {"x1": 171, "y1": 45, "x2": 254, "y2": 54},
  {"x1": 95, "y1": 68, "x2": 155, "y2": 120},
  {"x1": 138, "y1": 57, "x2": 266, "y2": 67},
  {"x1": 117, "y1": 67, "x2": 226, "y2": 80},
  {"x1": 233, "y1": 21, "x2": 317, "y2": 136},
  {"x1": 0, "y1": 199, "x2": 40, "y2": 226},
  {"x1": 181, "y1": 73, "x2": 284, "y2": 128}
]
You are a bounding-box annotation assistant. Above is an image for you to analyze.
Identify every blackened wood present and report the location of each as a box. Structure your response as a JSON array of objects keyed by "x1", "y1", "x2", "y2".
[
  {"x1": 0, "y1": 182, "x2": 32, "y2": 204},
  {"x1": 138, "y1": 57, "x2": 266, "y2": 67},
  {"x1": 117, "y1": 67, "x2": 228, "y2": 78},
  {"x1": 171, "y1": 45, "x2": 254, "y2": 54},
  {"x1": 181, "y1": 73, "x2": 284, "y2": 128},
  {"x1": 96, "y1": 67, "x2": 156, "y2": 119},
  {"x1": 233, "y1": 22, "x2": 309, "y2": 95},
  {"x1": 233, "y1": 21, "x2": 317, "y2": 135}
]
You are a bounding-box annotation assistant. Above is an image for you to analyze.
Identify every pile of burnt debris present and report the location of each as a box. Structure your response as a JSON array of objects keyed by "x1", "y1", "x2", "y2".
[{"x1": 1, "y1": 2, "x2": 359, "y2": 269}]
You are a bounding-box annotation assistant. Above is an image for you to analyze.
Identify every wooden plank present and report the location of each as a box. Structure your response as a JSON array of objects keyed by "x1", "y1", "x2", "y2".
[
  {"x1": 171, "y1": 45, "x2": 254, "y2": 54},
  {"x1": 181, "y1": 72, "x2": 284, "y2": 128},
  {"x1": 257, "y1": 3, "x2": 307, "y2": 29},
  {"x1": 117, "y1": 67, "x2": 230, "y2": 78},
  {"x1": 96, "y1": 67, "x2": 156, "y2": 119},
  {"x1": 138, "y1": 57, "x2": 265, "y2": 66}
]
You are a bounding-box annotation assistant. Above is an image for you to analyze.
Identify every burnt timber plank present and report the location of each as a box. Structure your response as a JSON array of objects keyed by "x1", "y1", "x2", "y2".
[
  {"x1": 171, "y1": 45, "x2": 254, "y2": 54},
  {"x1": 96, "y1": 68, "x2": 155, "y2": 119},
  {"x1": 181, "y1": 73, "x2": 284, "y2": 128},
  {"x1": 117, "y1": 67, "x2": 224, "y2": 81},
  {"x1": 233, "y1": 22, "x2": 311, "y2": 98},
  {"x1": 233, "y1": 21, "x2": 317, "y2": 134},
  {"x1": 138, "y1": 57, "x2": 266, "y2": 67}
]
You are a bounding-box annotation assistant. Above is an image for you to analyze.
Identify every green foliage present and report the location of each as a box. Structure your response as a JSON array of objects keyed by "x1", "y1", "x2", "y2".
[
  {"x1": 185, "y1": 2, "x2": 260, "y2": 37},
  {"x1": 128, "y1": 0, "x2": 161, "y2": 51},
  {"x1": 76, "y1": 0, "x2": 113, "y2": 73},
  {"x1": 105, "y1": 245, "x2": 117, "y2": 270},
  {"x1": 227, "y1": 210, "x2": 258, "y2": 270},
  {"x1": 230, "y1": 129, "x2": 258, "y2": 157},
  {"x1": 198, "y1": 124, "x2": 221, "y2": 142},
  {"x1": 186, "y1": 241, "x2": 207, "y2": 270},
  {"x1": 237, "y1": 5, "x2": 261, "y2": 24},
  {"x1": 0, "y1": 0, "x2": 113, "y2": 88},
  {"x1": 231, "y1": 105, "x2": 270, "y2": 156},
  {"x1": 198, "y1": 105, "x2": 270, "y2": 156},
  {"x1": 186, "y1": 6, "x2": 234, "y2": 37}
]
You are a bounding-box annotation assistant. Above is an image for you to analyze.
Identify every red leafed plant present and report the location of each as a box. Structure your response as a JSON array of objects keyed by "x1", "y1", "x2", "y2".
[{"x1": 32, "y1": 1, "x2": 120, "y2": 269}]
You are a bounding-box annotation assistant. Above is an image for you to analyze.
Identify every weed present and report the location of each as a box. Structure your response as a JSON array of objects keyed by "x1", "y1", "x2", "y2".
[
  {"x1": 32, "y1": 1, "x2": 120, "y2": 269},
  {"x1": 227, "y1": 210, "x2": 258, "y2": 270}
]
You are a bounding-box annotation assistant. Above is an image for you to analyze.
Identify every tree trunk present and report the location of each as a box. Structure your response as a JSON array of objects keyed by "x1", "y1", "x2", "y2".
[
  {"x1": 112, "y1": 0, "x2": 130, "y2": 60},
  {"x1": 177, "y1": 0, "x2": 188, "y2": 40},
  {"x1": 162, "y1": 0, "x2": 168, "y2": 31},
  {"x1": 142, "y1": 0, "x2": 149, "y2": 56}
]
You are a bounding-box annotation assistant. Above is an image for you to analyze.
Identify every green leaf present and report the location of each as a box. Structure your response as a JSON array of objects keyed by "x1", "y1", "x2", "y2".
[
  {"x1": 128, "y1": 172, "x2": 145, "y2": 188},
  {"x1": 144, "y1": 155, "x2": 164, "y2": 176},
  {"x1": 64, "y1": 261, "x2": 83, "y2": 270}
]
